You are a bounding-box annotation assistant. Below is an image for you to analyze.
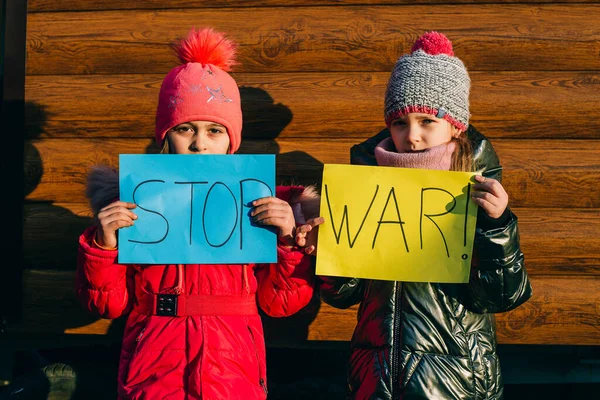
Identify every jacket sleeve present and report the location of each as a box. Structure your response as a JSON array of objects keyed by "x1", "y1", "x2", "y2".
[
  {"x1": 75, "y1": 226, "x2": 133, "y2": 319},
  {"x1": 256, "y1": 244, "x2": 315, "y2": 317},
  {"x1": 318, "y1": 276, "x2": 365, "y2": 309},
  {"x1": 462, "y1": 209, "x2": 532, "y2": 313},
  {"x1": 460, "y1": 129, "x2": 532, "y2": 313}
]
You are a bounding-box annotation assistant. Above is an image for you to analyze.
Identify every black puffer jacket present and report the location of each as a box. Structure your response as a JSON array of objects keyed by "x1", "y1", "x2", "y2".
[{"x1": 319, "y1": 126, "x2": 532, "y2": 400}]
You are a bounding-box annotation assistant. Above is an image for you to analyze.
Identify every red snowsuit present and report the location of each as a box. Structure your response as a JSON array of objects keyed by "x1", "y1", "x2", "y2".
[{"x1": 76, "y1": 184, "x2": 316, "y2": 399}]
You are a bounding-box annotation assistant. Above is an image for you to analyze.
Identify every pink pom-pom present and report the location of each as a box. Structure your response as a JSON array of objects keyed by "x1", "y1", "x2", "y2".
[
  {"x1": 411, "y1": 31, "x2": 454, "y2": 56},
  {"x1": 173, "y1": 27, "x2": 238, "y2": 71}
]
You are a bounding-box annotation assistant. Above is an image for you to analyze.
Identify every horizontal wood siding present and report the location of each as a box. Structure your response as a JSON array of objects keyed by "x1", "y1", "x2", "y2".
[
  {"x1": 16, "y1": 1, "x2": 600, "y2": 346},
  {"x1": 24, "y1": 73, "x2": 600, "y2": 140},
  {"x1": 23, "y1": 203, "x2": 600, "y2": 276},
  {"x1": 27, "y1": 0, "x2": 600, "y2": 13},
  {"x1": 26, "y1": 6, "x2": 600, "y2": 74},
  {"x1": 24, "y1": 138, "x2": 600, "y2": 208},
  {"x1": 8, "y1": 271, "x2": 600, "y2": 346}
]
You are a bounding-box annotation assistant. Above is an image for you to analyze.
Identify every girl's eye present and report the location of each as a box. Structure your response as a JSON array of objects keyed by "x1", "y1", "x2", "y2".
[
  {"x1": 422, "y1": 119, "x2": 434, "y2": 124},
  {"x1": 392, "y1": 120, "x2": 406, "y2": 126},
  {"x1": 175, "y1": 126, "x2": 193, "y2": 133},
  {"x1": 209, "y1": 128, "x2": 224, "y2": 134}
]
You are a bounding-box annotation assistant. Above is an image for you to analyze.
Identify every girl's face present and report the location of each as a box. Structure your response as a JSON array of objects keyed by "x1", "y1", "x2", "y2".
[
  {"x1": 166, "y1": 121, "x2": 230, "y2": 155},
  {"x1": 389, "y1": 113, "x2": 460, "y2": 153}
]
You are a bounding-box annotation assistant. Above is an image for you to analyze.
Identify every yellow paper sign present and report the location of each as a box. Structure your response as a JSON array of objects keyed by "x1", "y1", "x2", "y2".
[{"x1": 316, "y1": 164, "x2": 478, "y2": 283}]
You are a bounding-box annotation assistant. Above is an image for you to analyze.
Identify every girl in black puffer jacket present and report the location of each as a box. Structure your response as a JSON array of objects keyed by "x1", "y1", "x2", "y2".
[{"x1": 316, "y1": 31, "x2": 532, "y2": 400}]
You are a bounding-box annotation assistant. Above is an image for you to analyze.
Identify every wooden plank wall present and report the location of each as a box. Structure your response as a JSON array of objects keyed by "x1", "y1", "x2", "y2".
[{"x1": 11, "y1": 0, "x2": 600, "y2": 346}]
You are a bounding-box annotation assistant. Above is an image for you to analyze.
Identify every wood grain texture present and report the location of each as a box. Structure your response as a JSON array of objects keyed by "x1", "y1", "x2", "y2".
[
  {"x1": 24, "y1": 72, "x2": 600, "y2": 140},
  {"x1": 494, "y1": 277, "x2": 600, "y2": 345},
  {"x1": 8, "y1": 271, "x2": 600, "y2": 345},
  {"x1": 26, "y1": 5, "x2": 600, "y2": 74},
  {"x1": 22, "y1": 203, "x2": 600, "y2": 277},
  {"x1": 19, "y1": 1, "x2": 600, "y2": 352},
  {"x1": 305, "y1": 276, "x2": 600, "y2": 345},
  {"x1": 28, "y1": 0, "x2": 600, "y2": 12},
  {"x1": 24, "y1": 138, "x2": 600, "y2": 208}
]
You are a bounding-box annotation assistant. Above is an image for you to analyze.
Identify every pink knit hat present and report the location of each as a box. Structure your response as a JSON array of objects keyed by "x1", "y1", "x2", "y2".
[{"x1": 155, "y1": 27, "x2": 242, "y2": 153}]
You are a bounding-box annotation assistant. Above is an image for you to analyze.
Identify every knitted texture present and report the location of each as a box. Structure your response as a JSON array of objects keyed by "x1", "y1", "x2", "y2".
[
  {"x1": 375, "y1": 137, "x2": 456, "y2": 171},
  {"x1": 384, "y1": 32, "x2": 470, "y2": 132},
  {"x1": 155, "y1": 28, "x2": 242, "y2": 153}
]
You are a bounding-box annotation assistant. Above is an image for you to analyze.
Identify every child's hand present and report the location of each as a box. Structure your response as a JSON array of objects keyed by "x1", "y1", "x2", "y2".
[
  {"x1": 295, "y1": 217, "x2": 325, "y2": 256},
  {"x1": 471, "y1": 175, "x2": 508, "y2": 219},
  {"x1": 251, "y1": 196, "x2": 296, "y2": 247},
  {"x1": 95, "y1": 201, "x2": 137, "y2": 249}
]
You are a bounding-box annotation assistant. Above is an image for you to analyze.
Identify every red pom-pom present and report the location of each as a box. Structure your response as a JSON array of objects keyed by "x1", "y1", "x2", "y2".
[
  {"x1": 411, "y1": 31, "x2": 454, "y2": 56},
  {"x1": 173, "y1": 27, "x2": 238, "y2": 71}
]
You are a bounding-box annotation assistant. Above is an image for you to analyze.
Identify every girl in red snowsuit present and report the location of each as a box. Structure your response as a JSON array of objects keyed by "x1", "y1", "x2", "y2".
[{"x1": 76, "y1": 27, "x2": 318, "y2": 400}]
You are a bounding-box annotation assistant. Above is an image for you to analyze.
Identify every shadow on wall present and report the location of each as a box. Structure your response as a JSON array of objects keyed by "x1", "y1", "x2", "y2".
[
  {"x1": 145, "y1": 86, "x2": 326, "y2": 188},
  {"x1": 24, "y1": 102, "x2": 94, "y2": 272},
  {"x1": 23, "y1": 101, "x2": 102, "y2": 327},
  {"x1": 237, "y1": 86, "x2": 325, "y2": 189},
  {"x1": 238, "y1": 86, "x2": 324, "y2": 343},
  {"x1": 5, "y1": 101, "x2": 124, "y2": 400}
]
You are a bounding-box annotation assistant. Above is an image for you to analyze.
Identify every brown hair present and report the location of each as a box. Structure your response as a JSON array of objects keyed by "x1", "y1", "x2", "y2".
[
  {"x1": 159, "y1": 139, "x2": 170, "y2": 154},
  {"x1": 450, "y1": 131, "x2": 473, "y2": 172}
]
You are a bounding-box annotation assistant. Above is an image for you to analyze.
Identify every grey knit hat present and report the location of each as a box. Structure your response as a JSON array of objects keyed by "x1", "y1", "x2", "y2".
[{"x1": 384, "y1": 31, "x2": 470, "y2": 132}]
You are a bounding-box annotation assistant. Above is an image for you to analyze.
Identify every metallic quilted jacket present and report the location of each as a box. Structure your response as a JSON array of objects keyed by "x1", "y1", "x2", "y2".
[{"x1": 319, "y1": 126, "x2": 533, "y2": 400}]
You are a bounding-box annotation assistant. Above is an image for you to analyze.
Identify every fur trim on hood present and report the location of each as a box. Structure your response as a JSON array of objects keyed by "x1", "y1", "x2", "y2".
[
  {"x1": 86, "y1": 165, "x2": 119, "y2": 215},
  {"x1": 293, "y1": 184, "x2": 320, "y2": 222},
  {"x1": 85, "y1": 164, "x2": 320, "y2": 222}
]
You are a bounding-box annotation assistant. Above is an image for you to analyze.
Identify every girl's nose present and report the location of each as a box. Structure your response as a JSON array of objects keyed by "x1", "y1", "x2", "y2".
[
  {"x1": 405, "y1": 125, "x2": 421, "y2": 144},
  {"x1": 191, "y1": 133, "x2": 206, "y2": 152}
]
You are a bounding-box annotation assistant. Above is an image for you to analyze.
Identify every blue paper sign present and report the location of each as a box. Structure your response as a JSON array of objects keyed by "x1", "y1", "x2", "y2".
[{"x1": 118, "y1": 154, "x2": 276, "y2": 264}]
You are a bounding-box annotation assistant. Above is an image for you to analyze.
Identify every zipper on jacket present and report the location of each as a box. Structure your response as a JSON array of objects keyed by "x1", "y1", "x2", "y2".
[
  {"x1": 259, "y1": 378, "x2": 267, "y2": 395},
  {"x1": 391, "y1": 282, "x2": 403, "y2": 400},
  {"x1": 131, "y1": 327, "x2": 146, "y2": 359},
  {"x1": 136, "y1": 327, "x2": 146, "y2": 343},
  {"x1": 247, "y1": 326, "x2": 268, "y2": 396}
]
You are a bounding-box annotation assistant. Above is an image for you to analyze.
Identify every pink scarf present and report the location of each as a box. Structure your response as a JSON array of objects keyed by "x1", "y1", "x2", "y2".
[{"x1": 374, "y1": 137, "x2": 455, "y2": 171}]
